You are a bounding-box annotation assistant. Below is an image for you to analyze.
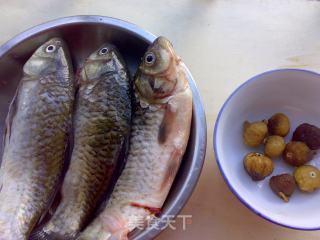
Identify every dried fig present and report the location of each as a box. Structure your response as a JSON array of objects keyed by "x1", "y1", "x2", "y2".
[
  {"x1": 244, "y1": 152, "x2": 273, "y2": 181},
  {"x1": 292, "y1": 123, "x2": 320, "y2": 150},
  {"x1": 268, "y1": 113, "x2": 290, "y2": 137},
  {"x1": 283, "y1": 141, "x2": 312, "y2": 167},
  {"x1": 269, "y1": 174, "x2": 295, "y2": 202},
  {"x1": 243, "y1": 121, "x2": 268, "y2": 147},
  {"x1": 294, "y1": 165, "x2": 320, "y2": 192},
  {"x1": 264, "y1": 135, "x2": 285, "y2": 158}
]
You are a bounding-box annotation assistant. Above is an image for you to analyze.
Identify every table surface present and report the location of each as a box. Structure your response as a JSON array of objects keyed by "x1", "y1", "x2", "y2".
[{"x1": 1, "y1": 0, "x2": 320, "y2": 239}]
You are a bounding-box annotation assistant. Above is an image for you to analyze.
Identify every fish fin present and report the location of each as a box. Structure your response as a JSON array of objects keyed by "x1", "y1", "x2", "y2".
[
  {"x1": 2, "y1": 81, "x2": 20, "y2": 154},
  {"x1": 158, "y1": 103, "x2": 175, "y2": 144},
  {"x1": 75, "y1": 65, "x2": 83, "y2": 89},
  {"x1": 0, "y1": 81, "x2": 21, "y2": 176},
  {"x1": 160, "y1": 148, "x2": 182, "y2": 192},
  {"x1": 37, "y1": 190, "x2": 62, "y2": 227},
  {"x1": 29, "y1": 229, "x2": 73, "y2": 240},
  {"x1": 49, "y1": 189, "x2": 62, "y2": 216}
]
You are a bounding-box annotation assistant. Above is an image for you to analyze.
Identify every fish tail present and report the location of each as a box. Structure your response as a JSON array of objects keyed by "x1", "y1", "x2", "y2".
[{"x1": 29, "y1": 229, "x2": 72, "y2": 240}]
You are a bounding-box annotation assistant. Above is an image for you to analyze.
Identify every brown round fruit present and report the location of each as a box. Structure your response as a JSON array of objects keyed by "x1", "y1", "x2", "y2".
[
  {"x1": 294, "y1": 165, "x2": 320, "y2": 192},
  {"x1": 264, "y1": 135, "x2": 286, "y2": 158},
  {"x1": 269, "y1": 174, "x2": 295, "y2": 202},
  {"x1": 268, "y1": 113, "x2": 290, "y2": 137},
  {"x1": 292, "y1": 123, "x2": 320, "y2": 150},
  {"x1": 243, "y1": 121, "x2": 268, "y2": 147},
  {"x1": 243, "y1": 152, "x2": 273, "y2": 181},
  {"x1": 282, "y1": 141, "x2": 312, "y2": 167}
]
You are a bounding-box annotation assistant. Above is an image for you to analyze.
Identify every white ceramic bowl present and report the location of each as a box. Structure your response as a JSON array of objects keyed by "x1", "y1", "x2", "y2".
[{"x1": 214, "y1": 69, "x2": 320, "y2": 230}]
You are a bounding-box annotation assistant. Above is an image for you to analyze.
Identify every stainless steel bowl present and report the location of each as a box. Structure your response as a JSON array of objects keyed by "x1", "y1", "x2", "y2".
[{"x1": 0, "y1": 16, "x2": 207, "y2": 239}]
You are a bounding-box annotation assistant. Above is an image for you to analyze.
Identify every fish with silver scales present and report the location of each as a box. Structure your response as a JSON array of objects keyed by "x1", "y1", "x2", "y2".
[{"x1": 0, "y1": 38, "x2": 75, "y2": 240}]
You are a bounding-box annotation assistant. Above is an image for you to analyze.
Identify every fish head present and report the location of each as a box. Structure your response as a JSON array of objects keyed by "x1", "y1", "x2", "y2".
[
  {"x1": 23, "y1": 38, "x2": 72, "y2": 79},
  {"x1": 80, "y1": 44, "x2": 121, "y2": 81},
  {"x1": 135, "y1": 36, "x2": 179, "y2": 102}
]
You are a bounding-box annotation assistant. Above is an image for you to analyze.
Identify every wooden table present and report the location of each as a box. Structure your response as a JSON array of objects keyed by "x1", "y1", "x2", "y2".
[{"x1": 1, "y1": 0, "x2": 320, "y2": 239}]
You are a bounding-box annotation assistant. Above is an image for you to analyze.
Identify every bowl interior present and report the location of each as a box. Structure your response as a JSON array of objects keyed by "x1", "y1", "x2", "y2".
[
  {"x1": 0, "y1": 17, "x2": 206, "y2": 239},
  {"x1": 215, "y1": 69, "x2": 320, "y2": 230}
]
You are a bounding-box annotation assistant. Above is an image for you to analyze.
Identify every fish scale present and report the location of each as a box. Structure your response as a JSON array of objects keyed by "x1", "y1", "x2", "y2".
[
  {"x1": 31, "y1": 44, "x2": 132, "y2": 240},
  {"x1": 78, "y1": 36, "x2": 192, "y2": 240},
  {"x1": 0, "y1": 38, "x2": 74, "y2": 240}
]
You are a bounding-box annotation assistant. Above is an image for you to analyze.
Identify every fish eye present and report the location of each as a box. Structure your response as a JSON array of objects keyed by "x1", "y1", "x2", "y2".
[
  {"x1": 99, "y1": 47, "x2": 109, "y2": 55},
  {"x1": 144, "y1": 52, "x2": 156, "y2": 66},
  {"x1": 46, "y1": 45, "x2": 56, "y2": 53}
]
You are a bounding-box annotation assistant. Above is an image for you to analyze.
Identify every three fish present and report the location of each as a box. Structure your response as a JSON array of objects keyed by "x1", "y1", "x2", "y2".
[{"x1": 0, "y1": 36, "x2": 192, "y2": 240}]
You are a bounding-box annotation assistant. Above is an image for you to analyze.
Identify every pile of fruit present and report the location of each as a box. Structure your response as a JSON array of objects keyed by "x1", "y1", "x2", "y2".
[{"x1": 242, "y1": 113, "x2": 320, "y2": 202}]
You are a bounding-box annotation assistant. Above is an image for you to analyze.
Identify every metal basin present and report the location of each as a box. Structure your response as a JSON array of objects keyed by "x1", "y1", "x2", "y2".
[{"x1": 0, "y1": 16, "x2": 207, "y2": 239}]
